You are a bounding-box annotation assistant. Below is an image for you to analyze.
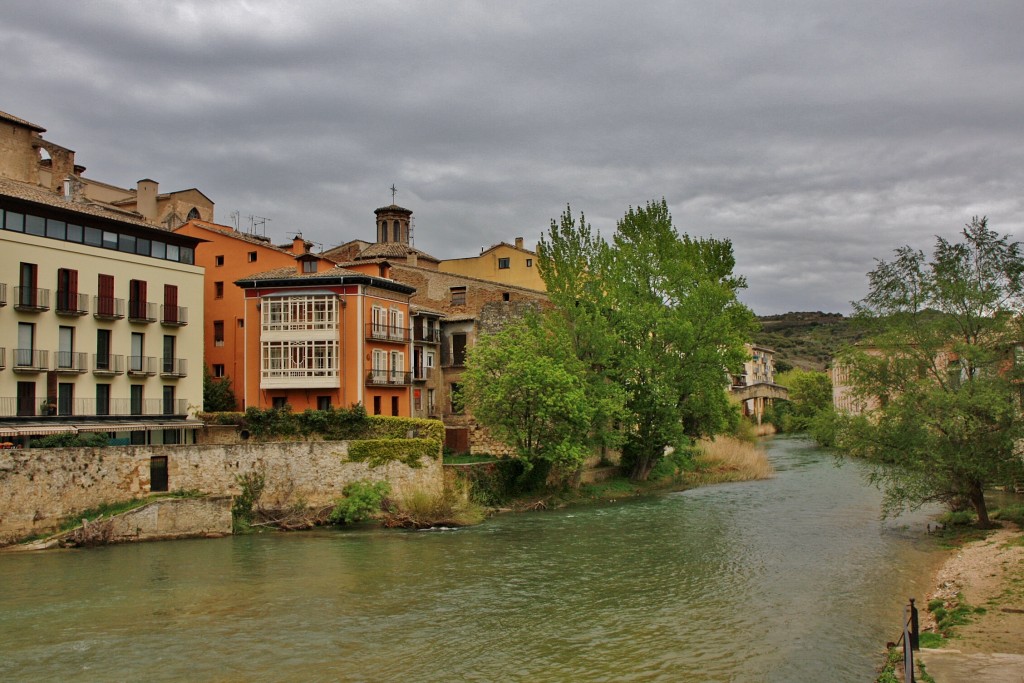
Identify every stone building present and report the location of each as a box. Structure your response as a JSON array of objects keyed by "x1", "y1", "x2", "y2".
[{"x1": 439, "y1": 237, "x2": 546, "y2": 291}]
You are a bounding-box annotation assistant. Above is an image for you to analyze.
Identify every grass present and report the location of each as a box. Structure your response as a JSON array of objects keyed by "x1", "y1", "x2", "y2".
[
  {"x1": 928, "y1": 592, "x2": 986, "y2": 638},
  {"x1": 685, "y1": 436, "x2": 774, "y2": 485},
  {"x1": 381, "y1": 479, "x2": 486, "y2": 528},
  {"x1": 443, "y1": 452, "x2": 500, "y2": 465}
]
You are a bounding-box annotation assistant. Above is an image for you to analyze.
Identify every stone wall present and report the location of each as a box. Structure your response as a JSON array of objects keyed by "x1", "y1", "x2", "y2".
[{"x1": 0, "y1": 440, "x2": 442, "y2": 543}]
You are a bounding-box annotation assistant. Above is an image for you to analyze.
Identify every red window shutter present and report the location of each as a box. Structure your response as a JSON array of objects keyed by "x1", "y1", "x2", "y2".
[
  {"x1": 164, "y1": 284, "x2": 178, "y2": 323},
  {"x1": 98, "y1": 274, "x2": 114, "y2": 316},
  {"x1": 68, "y1": 269, "x2": 78, "y2": 300}
]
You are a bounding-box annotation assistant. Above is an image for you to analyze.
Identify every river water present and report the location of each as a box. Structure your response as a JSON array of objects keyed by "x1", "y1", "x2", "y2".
[{"x1": 0, "y1": 437, "x2": 945, "y2": 682}]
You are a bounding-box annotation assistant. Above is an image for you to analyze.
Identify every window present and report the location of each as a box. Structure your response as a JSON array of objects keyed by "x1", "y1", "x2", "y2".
[
  {"x1": 96, "y1": 384, "x2": 111, "y2": 416},
  {"x1": 427, "y1": 389, "x2": 435, "y2": 415},
  {"x1": 373, "y1": 396, "x2": 381, "y2": 415},
  {"x1": 97, "y1": 274, "x2": 115, "y2": 317},
  {"x1": 380, "y1": 221, "x2": 388, "y2": 243},
  {"x1": 56, "y1": 268, "x2": 80, "y2": 313},
  {"x1": 150, "y1": 456, "x2": 169, "y2": 492},
  {"x1": 393, "y1": 220, "x2": 401, "y2": 242},
  {"x1": 391, "y1": 396, "x2": 399, "y2": 416},
  {"x1": 238, "y1": 319, "x2": 245, "y2": 328},
  {"x1": 317, "y1": 396, "x2": 332, "y2": 411},
  {"x1": 248, "y1": 251, "x2": 257, "y2": 262},
  {"x1": 16, "y1": 322, "x2": 34, "y2": 367},
  {"x1": 502, "y1": 292, "x2": 510, "y2": 302},
  {"x1": 130, "y1": 332, "x2": 144, "y2": 372},
  {"x1": 57, "y1": 326, "x2": 74, "y2": 369},
  {"x1": 451, "y1": 383, "x2": 464, "y2": 414},
  {"x1": 214, "y1": 320, "x2": 225, "y2": 346},
  {"x1": 25, "y1": 214, "x2": 44, "y2": 236},
  {"x1": 526, "y1": 258, "x2": 533, "y2": 267},
  {"x1": 163, "y1": 284, "x2": 179, "y2": 324},
  {"x1": 214, "y1": 282, "x2": 224, "y2": 298},
  {"x1": 19, "y1": 262, "x2": 37, "y2": 307},
  {"x1": 129, "y1": 279, "x2": 148, "y2": 319},
  {"x1": 213, "y1": 364, "x2": 225, "y2": 378},
  {"x1": 272, "y1": 396, "x2": 288, "y2": 409},
  {"x1": 17, "y1": 382, "x2": 35, "y2": 417},
  {"x1": 163, "y1": 335, "x2": 176, "y2": 373},
  {"x1": 163, "y1": 385, "x2": 176, "y2": 415},
  {"x1": 96, "y1": 329, "x2": 112, "y2": 371},
  {"x1": 187, "y1": 207, "x2": 200, "y2": 221},
  {"x1": 390, "y1": 351, "x2": 404, "y2": 382},
  {"x1": 414, "y1": 389, "x2": 422, "y2": 411},
  {"x1": 302, "y1": 259, "x2": 317, "y2": 273},
  {"x1": 371, "y1": 349, "x2": 387, "y2": 383},
  {"x1": 262, "y1": 295, "x2": 338, "y2": 331},
  {"x1": 215, "y1": 255, "x2": 224, "y2": 267},
  {"x1": 261, "y1": 340, "x2": 339, "y2": 380},
  {"x1": 57, "y1": 383, "x2": 73, "y2": 416},
  {"x1": 498, "y1": 257, "x2": 510, "y2": 269},
  {"x1": 451, "y1": 333, "x2": 467, "y2": 366},
  {"x1": 389, "y1": 308, "x2": 405, "y2": 340},
  {"x1": 450, "y1": 286, "x2": 466, "y2": 306},
  {"x1": 46, "y1": 218, "x2": 66, "y2": 240},
  {"x1": 371, "y1": 306, "x2": 387, "y2": 338},
  {"x1": 425, "y1": 350, "x2": 435, "y2": 368},
  {"x1": 130, "y1": 385, "x2": 144, "y2": 415}
]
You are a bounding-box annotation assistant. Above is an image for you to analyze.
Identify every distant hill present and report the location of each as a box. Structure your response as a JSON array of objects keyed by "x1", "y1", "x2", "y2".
[{"x1": 753, "y1": 312, "x2": 862, "y2": 372}]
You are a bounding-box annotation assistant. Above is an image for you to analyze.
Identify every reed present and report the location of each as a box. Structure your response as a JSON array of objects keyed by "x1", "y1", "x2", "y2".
[
  {"x1": 382, "y1": 478, "x2": 486, "y2": 528},
  {"x1": 690, "y1": 436, "x2": 774, "y2": 483}
]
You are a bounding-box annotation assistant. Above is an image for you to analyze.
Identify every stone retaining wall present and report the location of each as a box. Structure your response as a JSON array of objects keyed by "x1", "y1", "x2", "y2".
[{"x1": 0, "y1": 440, "x2": 442, "y2": 543}]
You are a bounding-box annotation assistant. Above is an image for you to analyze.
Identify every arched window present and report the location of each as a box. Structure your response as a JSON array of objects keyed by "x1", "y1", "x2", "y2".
[
  {"x1": 380, "y1": 221, "x2": 388, "y2": 242},
  {"x1": 186, "y1": 207, "x2": 200, "y2": 221},
  {"x1": 393, "y1": 220, "x2": 401, "y2": 242}
]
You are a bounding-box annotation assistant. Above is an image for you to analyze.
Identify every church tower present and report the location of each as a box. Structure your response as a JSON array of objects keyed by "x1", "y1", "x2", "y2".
[{"x1": 374, "y1": 204, "x2": 413, "y2": 244}]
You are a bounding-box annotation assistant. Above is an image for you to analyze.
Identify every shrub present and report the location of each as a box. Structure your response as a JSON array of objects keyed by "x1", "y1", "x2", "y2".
[
  {"x1": 381, "y1": 478, "x2": 485, "y2": 528},
  {"x1": 30, "y1": 432, "x2": 109, "y2": 448},
  {"x1": 329, "y1": 481, "x2": 391, "y2": 525},
  {"x1": 232, "y1": 468, "x2": 266, "y2": 533}
]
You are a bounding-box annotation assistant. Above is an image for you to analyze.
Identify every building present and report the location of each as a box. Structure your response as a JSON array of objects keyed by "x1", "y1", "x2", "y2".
[
  {"x1": 323, "y1": 204, "x2": 550, "y2": 452},
  {"x1": 438, "y1": 237, "x2": 545, "y2": 291},
  {"x1": 233, "y1": 264, "x2": 416, "y2": 415},
  {"x1": 0, "y1": 109, "x2": 208, "y2": 445},
  {"x1": 730, "y1": 344, "x2": 787, "y2": 423},
  {"x1": 173, "y1": 219, "x2": 334, "y2": 407}
]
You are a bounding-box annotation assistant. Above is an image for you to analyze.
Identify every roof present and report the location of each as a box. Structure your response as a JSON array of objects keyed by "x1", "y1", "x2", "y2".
[
  {"x1": 410, "y1": 303, "x2": 445, "y2": 317},
  {"x1": 234, "y1": 264, "x2": 416, "y2": 295},
  {"x1": 179, "y1": 219, "x2": 309, "y2": 256},
  {"x1": 355, "y1": 241, "x2": 440, "y2": 262},
  {"x1": 443, "y1": 313, "x2": 478, "y2": 322},
  {"x1": 374, "y1": 203, "x2": 413, "y2": 215},
  {"x1": 0, "y1": 176, "x2": 168, "y2": 231},
  {"x1": 339, "y1": 257, "x2": 550, "y2": 296},
  {"x1": 0, "y1": 109, "x2": 45, "y2": 132}
]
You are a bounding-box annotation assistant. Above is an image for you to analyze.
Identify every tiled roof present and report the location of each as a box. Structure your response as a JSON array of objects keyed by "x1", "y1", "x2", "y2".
[
  {"x1": 374, "y1": 203, "x2": 412, "y2": 214},
  {"x1": 443, "y1": 313, "x2": 478, "y2": 322},
  {"x1": 0, "y1": 109, "x2": 45, "y2": 132},
  {"x1": 236, "y1": 264, "x2": 365, "y2": 281},
  {"x1": 410, "y1": 303, "x2": 445, "y2": 316},
  {"x1": 182, "y1": 220, "x2": 304, "y2": 255},
  {"x1": 355, "y1": 241, "x2": 440, "y2": 262},
  {"x1": 0, "y1": 176, "x2": 161, "y2": 230}
]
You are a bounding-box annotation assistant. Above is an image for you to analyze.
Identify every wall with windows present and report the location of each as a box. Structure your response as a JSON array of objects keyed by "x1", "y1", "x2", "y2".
[
  {"x1": 0, "y1": 228, "x2": 203, "y2": 423},
  {"x1": 438, "y1": 241, "x2": 545, "y2": 291}
]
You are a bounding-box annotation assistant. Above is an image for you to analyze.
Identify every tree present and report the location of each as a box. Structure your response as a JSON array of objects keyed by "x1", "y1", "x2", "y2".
[
  {"x1": 539, "y1": 200, "x2": 755, "y2": 480},
  {"x1": 203, "y1": 365, "x2": 238, "y2": 412},
  {"x1": 772, "y1": 368, "x2": 833, "y2": 432},
  {"x1": 462, "y1": 316, "x2": 619, "y2": 480},
  {"x1": 837, "y1": 218, "x2": 1024, "y2": 526}
]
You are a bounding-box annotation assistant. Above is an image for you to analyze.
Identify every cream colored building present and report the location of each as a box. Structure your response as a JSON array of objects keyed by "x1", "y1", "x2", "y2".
[
  {"x1": 439, "y1": 238, "x2": 546, "y2": 291},
  {"x1": 0, "y1": 111, "x2": 206, "y2": 446}
]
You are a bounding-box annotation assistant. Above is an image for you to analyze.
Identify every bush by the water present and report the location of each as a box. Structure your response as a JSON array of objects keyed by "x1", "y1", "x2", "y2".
[
  {"x1": 329, "y1": 481, "x2": 390, "y2": 525},
  {"x1": 453, "y1": 457, "x2": 552, "y2": 506},
  {"x1": 381, "y1": 478, "x2": 485, "y2": 528}
]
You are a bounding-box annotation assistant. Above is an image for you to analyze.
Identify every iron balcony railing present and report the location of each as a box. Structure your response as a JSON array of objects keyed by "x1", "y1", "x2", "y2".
[
  {"x1": 414, "y1": 327, "x2": 441, "y2": 344},
  {"x1": 128, "y1": 300, "x2": 157, "y2": 323},
  {"x1": 0, "y1": 397, "x2": 189, "y2": 418},
  {"x1": 13, "y1": 287, "x2": 50, "y2": 312},
  {"x1": 160, "y1": 305, "x2": 188, "y2": 326},
  {"x1": 365, "y1": 323, "x2": 411, "y2": 343},
  {"x1": 55, "y1": 291, "x2": 89, "y2": 316},
  {"x1": 0, "y1": 282, "x2": 6, "y2": 306},
  {"x1": 13, "y1": 349, "x2": 49, "y2": 372},
  {"x1": 127, "y1": 356, "x2": 158, "y2": 376},
  {"x1": 93, "y1": 296, "x2": 125, "y2": 319},
  {"x1": 92, "y1": 354, "x2": 125, "y2": 375},
  {"x1": 54, "y1": 351, "x2": 88, "y2": 373},
  {"x1": 365, "y1": 370, "x2": 413, "y2": 386},
  {"x1": 413, "y1": 367, "x2": 434, "y2": 381},
  {"x1": 160, "y1": 357, "x2": 188, "y2": 378}
]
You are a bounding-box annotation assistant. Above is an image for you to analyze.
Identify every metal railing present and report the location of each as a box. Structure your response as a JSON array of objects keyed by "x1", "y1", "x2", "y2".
[
  {"x1": 0, "y1": 397, "x2": 189, "y2": 417},
  {"x1": 414, "y1": 327, "x2": 441, "y2": 343},
  {"x1": 13, "y1": 287, "x2": 50, "y2": 311},
  {"x1": 128, "y1": 300, "x2": 157, "y2": 322},
  {"x1": 0, "y1": 347, "x2": 4, "y2": 369},
  {"x1": 365, "y1": 323, "x2": 411, "y2": 343},
  {"x1": 127, "y1": 356, "x2": 157, "y2": 376},
  {"x1": 366, "y1": 370, "x2": 413, "y2": 386},
  {"x1": 54, "y1": 351, "x2": 88, "y2": 373},
  {"x1": 92, "y1": 354, "x2": 125, "y2": 375},
  {"x1": 160, "y1": 357, "x2": 188, "y2": 377},
  {"x1": 13, "y1": 349, "x2": 49, "y2": 371},
  {"x1": 160, "y1": 304, "x2": 188, "y2": 326},
  {"x1": 55, "y1": 291, "x2": 89, "y2": 315},
  {"x1": 93, "y1": 296, "x2": 125, "y2": 319},
  {"x1": 0, "y1": 282, "x2": 6, "y2": 306}
]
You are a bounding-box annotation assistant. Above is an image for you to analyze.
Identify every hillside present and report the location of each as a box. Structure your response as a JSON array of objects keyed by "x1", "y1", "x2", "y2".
[{"x1": 753, "y1": 312, "x2": 862, "y2": 372}]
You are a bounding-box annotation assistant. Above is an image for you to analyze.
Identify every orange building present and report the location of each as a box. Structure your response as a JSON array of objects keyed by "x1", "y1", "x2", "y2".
[
  {"x1": 234, "y1": 266, "x2": 415, "y2": 415},
  {"x1": 173, "y1": 220, "x2": 332, "y2": 408}
]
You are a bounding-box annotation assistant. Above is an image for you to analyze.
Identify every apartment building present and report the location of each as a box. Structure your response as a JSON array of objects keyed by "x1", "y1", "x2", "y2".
[{"x1": 438, "y1": 237, "x2": 545, "y2": 291}]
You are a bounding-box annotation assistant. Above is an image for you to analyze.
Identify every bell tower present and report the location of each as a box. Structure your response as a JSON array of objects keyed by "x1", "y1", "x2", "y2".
[{"x1": 374, "y1": 203, "x2": 413, "y2": 245}]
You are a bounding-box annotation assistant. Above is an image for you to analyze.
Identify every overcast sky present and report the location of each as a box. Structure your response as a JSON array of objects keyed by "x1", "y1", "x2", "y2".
[{"x1": 4, "y1": 1, "x2": 1023, "y2": 314}]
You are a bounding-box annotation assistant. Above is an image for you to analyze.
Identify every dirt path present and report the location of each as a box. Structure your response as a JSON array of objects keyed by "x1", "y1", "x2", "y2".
[{"x1": 924, "y1": 524, "x2": 1024, "y2": 654}]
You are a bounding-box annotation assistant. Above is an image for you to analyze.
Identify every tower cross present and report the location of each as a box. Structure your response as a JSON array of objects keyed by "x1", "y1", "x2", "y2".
[{"x1": 390, "y1": 184, "x2": 397, "y2": 204}]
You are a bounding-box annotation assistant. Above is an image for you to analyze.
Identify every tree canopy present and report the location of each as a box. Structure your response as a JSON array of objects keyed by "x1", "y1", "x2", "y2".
[{"x1": 837, "y1": 218, "x2": 1024, "y2": 526}]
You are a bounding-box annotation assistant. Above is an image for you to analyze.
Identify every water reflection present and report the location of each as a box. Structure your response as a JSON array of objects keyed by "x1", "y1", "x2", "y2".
[{"x1": 0, "y1": 436, "x2": 944, "y2": 682}]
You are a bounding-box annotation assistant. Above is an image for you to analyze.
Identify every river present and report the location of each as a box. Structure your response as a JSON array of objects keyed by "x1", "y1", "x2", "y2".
[{"x1": 0, "y1": 436, "x2": 945, "y2": 682}]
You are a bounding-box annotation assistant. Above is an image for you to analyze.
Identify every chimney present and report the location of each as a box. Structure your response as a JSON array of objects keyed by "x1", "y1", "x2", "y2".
[
  {"x1": 515, "y1": 237, "x2": 524, "y2": 250},
  {"x1": 408, "y1": 250, "x2": 418, "y2": 267},
  {"x1": 137, "y1": 179, "x2": 158, "y2": 221},
  {"x1": 292, "y1": 234, "x2": 308, "y2": 254}
]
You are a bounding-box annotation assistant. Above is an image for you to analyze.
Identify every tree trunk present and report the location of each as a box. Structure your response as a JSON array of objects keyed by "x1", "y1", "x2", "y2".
[
  {"x1": 969, "y1": 482, "x2": 992, "y2": 528},
  {"x1": 630, "y1": 456, "x2": 656, "y2": 482}
]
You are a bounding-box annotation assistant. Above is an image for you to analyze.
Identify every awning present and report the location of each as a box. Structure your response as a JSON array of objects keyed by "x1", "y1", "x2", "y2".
[
  {"x1": 145, "y1": 421, "x2": 205, "y2": 431},
  {"x1": 12, "y1": 424, "x2": 79, "y2": 436},
  {"x1": 75, "y1": 423, "x2": 148, "y2": 433},
  {"x1": 0, "y1": 427, "x2": 19, "y2": 438}
]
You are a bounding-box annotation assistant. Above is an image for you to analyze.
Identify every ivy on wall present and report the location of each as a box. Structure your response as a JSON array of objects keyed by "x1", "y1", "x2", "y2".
[{"x1": 347, "y1": 438, "x2": 441, "y2": 468}]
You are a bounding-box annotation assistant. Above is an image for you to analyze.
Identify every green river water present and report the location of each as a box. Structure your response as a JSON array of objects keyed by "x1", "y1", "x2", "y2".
[{"x1": 0, "y1": 436, "x2": 945, "y2": 682}]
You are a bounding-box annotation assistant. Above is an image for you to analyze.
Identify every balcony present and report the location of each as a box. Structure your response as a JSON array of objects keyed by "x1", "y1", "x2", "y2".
[
  {"x1": 414, "y1": 327, "x2": 441, "y2": 344},
  {"x1": 93, "y1": 296, "x2": 125, "y2": 320},
  {"x1": 0, "y1": 347, "x2": 5, "y2": 369},
  {"x1": 13, "y1": 349, "x2": 48, "y2": 372},
  {"x1": 0, "y1": 282, "x2": 6, "y2": 306},
  {"x1": 160, "y1": 357, "x2": 188, "y2": 378},
  {"x1": 55, "y1": 292, "x2": 89, "y2": 316},
  {"x1": 0, "y1": 397, "x2": 189, "y2": 417},
  {"x1": 13, "y1": 287, "x2": 50, "y2": 312},
  {"x1": 414, "y1": 366, "x2": 435, "y2": 382},
  {"x1": 365, "y1": 323, "x2": 411, "y2": 343},
  {"x1": 92, "y1": 354, "x2": 125, "y2": 375},
  {"x1": 127, "y1": 356, "x2": 157, "y2": 376},
  {"x1": 54, "y1": 351, "x2": 88, "y2": 374},
  {"x1": 366, "y1": 370, "x2": 413, "y2": 386},
  {"x1": 160, "y1": 305, "x2": 188, "y2": 326},
  {"x1": 128, "y1": 300, "x2": 157, "y2": 323}
]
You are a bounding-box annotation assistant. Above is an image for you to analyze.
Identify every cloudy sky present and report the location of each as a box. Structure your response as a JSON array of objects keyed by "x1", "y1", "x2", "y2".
[{"x1": 3, "y1": 1, "x2": 1023, "y2": 314}]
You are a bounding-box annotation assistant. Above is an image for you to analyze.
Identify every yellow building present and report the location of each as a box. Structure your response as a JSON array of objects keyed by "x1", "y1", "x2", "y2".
[{"x1": 438, "y1": 238, "x2": 546, "y2": 291}]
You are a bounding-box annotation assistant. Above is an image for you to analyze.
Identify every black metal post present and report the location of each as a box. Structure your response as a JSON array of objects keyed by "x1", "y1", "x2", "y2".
[{"x1": 909, "y1": 598, "x2": 920, "y2": 651}]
